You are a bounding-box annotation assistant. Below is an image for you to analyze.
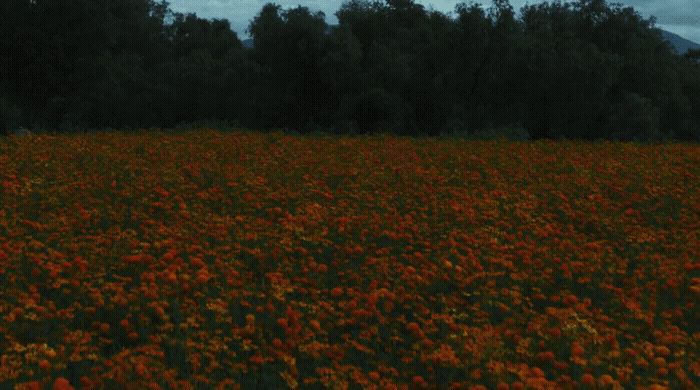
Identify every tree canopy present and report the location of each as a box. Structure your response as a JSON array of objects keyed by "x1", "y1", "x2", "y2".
[{"x1": 1, "y1": 0, "x2": 698, "y2": 142}]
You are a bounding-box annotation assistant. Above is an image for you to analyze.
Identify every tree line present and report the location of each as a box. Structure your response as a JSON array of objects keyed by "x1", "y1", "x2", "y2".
[{"x1": 2, "y1": 0, "x2": 699, "y2": 142}]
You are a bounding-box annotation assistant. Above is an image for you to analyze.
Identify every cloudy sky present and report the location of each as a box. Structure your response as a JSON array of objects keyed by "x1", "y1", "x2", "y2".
[{"x1": 165, "y1": 0, "x2": 699, "y2": 44}]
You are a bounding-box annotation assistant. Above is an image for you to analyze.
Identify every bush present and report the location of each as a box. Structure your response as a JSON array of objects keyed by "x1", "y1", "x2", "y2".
[
  {"x1": 172, "y1": 119, "x2": 240, "y2": 134},
  {"x1": 439, "y1": 118, "x2": 470, "y2": 139},
  {"x1": 467, "y1": 123, "x2": 531, "y2": 142},
  {"x1": 0, "y1": 95, "x2": 23, "y2": 136}
]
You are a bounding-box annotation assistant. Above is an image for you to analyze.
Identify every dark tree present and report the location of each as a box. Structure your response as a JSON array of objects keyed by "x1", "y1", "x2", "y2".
[{"x1": 1, "y1": 0, "x2": 698, "y2": 142}]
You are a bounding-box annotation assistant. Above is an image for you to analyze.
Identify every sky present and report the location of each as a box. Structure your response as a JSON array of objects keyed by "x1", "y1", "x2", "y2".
[{"x1": 165, "y1": 0, "x2": 700, "y2": 44}]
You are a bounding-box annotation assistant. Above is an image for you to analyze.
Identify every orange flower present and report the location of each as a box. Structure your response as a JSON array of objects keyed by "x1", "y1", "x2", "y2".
[
  {"x1": 599, "y1": 374, "x2": 614, "y2": 386},
  {"x1": 135, "y1": 363, "x2": 147, "y2": 376},
  {"x1": 412, "y1": 376, "x2": 425, "y2": 386},
  {"x1": 530, "y1": 367, "x2": 545, "y2": 378},
  {"x1": 369, "y1": 371, "x2": 380, "y2": 381},
  {"x1": 571, "y1": 342, "x2": 585, "y2": 357},
  {"x1": 309, "y1": 319, "x2": 321, "y2": 331},
  {"x1": 246, "y1": 314, "x2": 256, "y2": 326},
  {"x1": 79, "y1": 377, "x2": 92, "y2": 388},
  {"x1": 39, "y1": 359, "x2": 50, "y2": 372},
  {"x1": 166, "y1": 272, "x2": 177, "y2": 283},
  {"x1": 331, "y1": 287, "x2": 344, "y2": 297},
  {"x1": 564, "y1": 294, "x2": 579, "y2": 305},
  {"x1": 53, "y1": 378, "x2": 74, "y2": 390},
  {"x1": 406, "y1": 322, "x2": 421, "y2": 333},
  {"x1": 581, "y1": 373, "x2": 595, "y2": 388},
  {"x1": 653, "y1": 357, "x2": 666, "y2": 366},
  {"x1": 654, "y1": 345, "x2": 670, "y2": 357},
  {"x1": 497, "y1": 383, "x2": 510, "y2": 390},
  {"x1": 24, "y1": 382, "x2": 41, "y2": 390},
  {"x1": 196, "y1": 269, "x2": 210, "y2": 283},
  {"x1": 537, "y1": 351, "x2": 555, "y2": 362}
]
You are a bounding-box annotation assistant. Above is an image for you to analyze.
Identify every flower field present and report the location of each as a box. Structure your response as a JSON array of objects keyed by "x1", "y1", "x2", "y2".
[{"x1": 0, "y1": 129, "x2": 698, "y2": 390}]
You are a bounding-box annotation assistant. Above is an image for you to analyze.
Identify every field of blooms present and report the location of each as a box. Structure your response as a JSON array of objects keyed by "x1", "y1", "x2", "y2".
[{"x1": 0, "y1": 129, "x2": 698, "y2": 390}]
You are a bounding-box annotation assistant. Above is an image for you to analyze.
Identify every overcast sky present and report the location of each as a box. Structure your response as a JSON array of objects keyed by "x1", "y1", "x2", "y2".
[{"x1": 165, "y1": 0, "x2": 700, "y2": 44}]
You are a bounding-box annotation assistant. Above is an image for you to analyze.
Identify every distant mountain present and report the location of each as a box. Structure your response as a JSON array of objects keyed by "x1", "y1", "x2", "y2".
[
  {"x1": 659, "y1": 30, "x2": 700, "y2": 56},
  {"x1": 241, "y1": 26, "x2": 700, "y2": 56}
]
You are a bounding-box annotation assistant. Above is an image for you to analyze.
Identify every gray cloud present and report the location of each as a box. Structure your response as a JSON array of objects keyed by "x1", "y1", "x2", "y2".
[{"x1": 167, "y1": 0, "x2": 700, "y2": 43}]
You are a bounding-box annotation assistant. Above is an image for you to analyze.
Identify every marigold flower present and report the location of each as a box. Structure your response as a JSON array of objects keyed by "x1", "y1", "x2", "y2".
[
  {"x1": 580, "y1": 373, "x2": 595, "y2": 388},
  {"x1": 599, "y1": 374, "x2": 614, "y2": 386},
  {"x1": 39, "y1": 359, "x2": 50, "y2": 371},
  {"x1": 53, "y1": 378, "x2": 74, "y2": 390},
  {"x1": 309, "y1": 319, "x2": 321, "y2": 331},
  {"x1": 135, "y1": 363, "x2": 147, "y2": 376},
  {"x1": 246, "y1": 314, "x2": 255, "y2": 326},
  {"x1": 24, "y1": 382, "x2": 41, "y2": 390},
  {"x1": 331, "y1": 287, "x2": 344, "y2": 297},
  {"x1": 571, "y1": 342, "x2": 585, "y2": 357},
  {"x1": 537, "y1": 351, "x2": 555, "y2": 362},
  {"x1": 79, "y1": 377, "x2": 92, "y2": 388},
  {"x1": 406, "y1": 322, "x2": 421, "y2": 333},
  {"x1": 196, "y1": 271, "x2": 209, "y2": 283},
  {"x1": 510, "y1": 382, "x2": 524, "y2": 390},
  {"x1": 530, "y1": 367, "x2": 545, "y2": 378}
]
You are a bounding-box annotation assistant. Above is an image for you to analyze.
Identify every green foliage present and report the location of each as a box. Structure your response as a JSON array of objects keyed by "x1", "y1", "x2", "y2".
[
  {"x1": 439, "y1": 122, "x2": 530, "y2": 142},
  {"x1": 0, "y1": 95, "x2": 22, "y2": 136},
  {"x1": 467, "y1": 123, "x2": 531, "y2": 142},
  {"x1": 172, "y1": 119, "x2": 240, "y2": 134}
]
